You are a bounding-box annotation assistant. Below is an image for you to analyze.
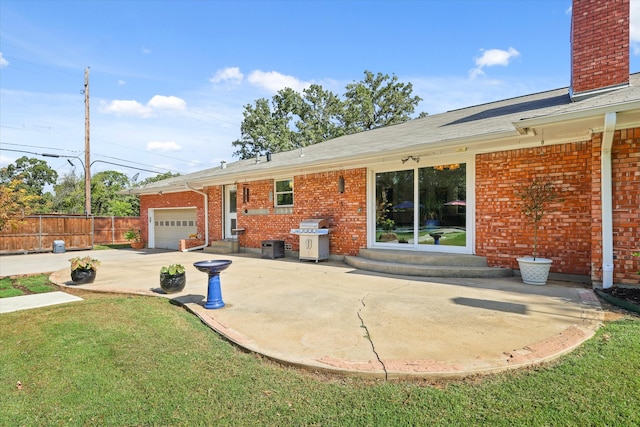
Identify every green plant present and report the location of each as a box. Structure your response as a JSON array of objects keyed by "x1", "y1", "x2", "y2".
[
  {"x1": 124, "y1": 228, "x2": 142, "y2": 242},
  {"x1": 379, "y1": 218, "x2": 395, "y2": 231},
  {"x1": 514, "y1": 179, "x2": 564, "y2": 260},
  {"x1": 160, "y1": 264, "x2": 185, "y2": 276},
  {"x1": 69, "y1": 256, "x2": 101, "y2": 271},
  {"x1": 633, "y1": 252, "x2": 640, "y2": 275}
]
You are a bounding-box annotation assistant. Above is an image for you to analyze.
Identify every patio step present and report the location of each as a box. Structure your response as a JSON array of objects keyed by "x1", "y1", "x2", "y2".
[
  {"x1": 203, "y1": 239, "x2": 239, "y2": 254},
  {"x1": 344, "y1": 249, "x2": 513, "y2": 278}
]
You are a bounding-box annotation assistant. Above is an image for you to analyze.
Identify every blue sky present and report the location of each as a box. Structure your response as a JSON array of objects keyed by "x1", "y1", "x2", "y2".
[{"x1": 1, "y1": 0, "x2": 639, "y2": 182}]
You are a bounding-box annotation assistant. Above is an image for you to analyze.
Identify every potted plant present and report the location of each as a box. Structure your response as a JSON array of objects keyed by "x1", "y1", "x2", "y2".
[
  {"x1": 124, "y1": 228, "x2": 145, "y2": 249},
  {"x1": 160, "y1": 264, "x2": 186, "y2": 294},
  {"x1": 69, "y1": 256, "x2": 101, "y2": 284},
  {"x1": 514, "y1": 179, "x2": 564, "y2": 285},
  {"x1": 377, "y1": 218, "x2": 398, "y2": 242}
]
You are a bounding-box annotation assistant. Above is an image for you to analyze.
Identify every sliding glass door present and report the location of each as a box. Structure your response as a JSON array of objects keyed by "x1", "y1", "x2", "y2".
[
  {"x1": 374, "y1": 162, "x2": 468, "y2": 251},
  {"x1": 375, "y1": 169, "x2": 415, "y2": 243}
]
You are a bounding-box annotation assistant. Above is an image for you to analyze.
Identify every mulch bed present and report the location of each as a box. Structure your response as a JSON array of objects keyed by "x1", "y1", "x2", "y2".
[
  {"x1": 597, "y1": 286, "x2": 640, "y2": 317},
  {"x1": 601, "y1": 287, "x2": 640, "y2": 305}
]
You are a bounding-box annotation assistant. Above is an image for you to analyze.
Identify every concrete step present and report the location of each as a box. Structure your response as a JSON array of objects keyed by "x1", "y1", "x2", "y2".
[
  {"x1": 344, "y1": 249, "x2": 513, "y2": 278},
  {"x1": 357, "y1": 248, "x2": 488, "y2": 267},
  {"x1": 203, "y1": 239, "x2": 238, "y2": 254}
]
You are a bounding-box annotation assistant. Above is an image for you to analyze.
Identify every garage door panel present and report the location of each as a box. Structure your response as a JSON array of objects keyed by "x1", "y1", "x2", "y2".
[{"x1": 154, "y1": 209, "x2": 197, "y2": 250}]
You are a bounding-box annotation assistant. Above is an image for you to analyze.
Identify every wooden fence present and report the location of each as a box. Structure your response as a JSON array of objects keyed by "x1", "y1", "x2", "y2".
[{"x1": 0, "y1": 215, "x2": 142, "y2": 254}]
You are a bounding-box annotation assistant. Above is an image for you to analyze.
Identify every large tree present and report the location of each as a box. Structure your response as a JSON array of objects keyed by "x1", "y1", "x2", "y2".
[
  {"x1": 231, "y1": 97, "x2": 296, "y2": 159},
  {"x1": 0, "y1": 156, "x2": 57, "y2": 213},
  {"x1": 52, "y1": 172, "x2": 84, "y2": 214},
  {"x1": 0, "y1": 179, "x2": 40, "y2": 230},
  {"x1": 231, "y1": 70, "x2": 423, "y2": 159},
  {"x1": 51, "y1": 170, "x2": 180, "y2": 216},
  {"x1": 135, "y1": 171, "x2": 181, "y2": 186},
  {"x1": 90, "y1": 170, "x2": 134, "y2": 216},
  {"x1": 342, "y1": 71, "x2": 422, "y2": 133},
  {"x1": 295, "y1": 84, "x2": 346, "y2": 145}
]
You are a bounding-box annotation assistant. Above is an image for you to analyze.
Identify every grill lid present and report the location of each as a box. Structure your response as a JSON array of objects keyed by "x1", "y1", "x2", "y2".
[
  {"x1": 298, "y1": 218, "x2": 328, "y2": 229},
  {"x1": 290, "y1": 228, "x2": 329, "y2": 235}
]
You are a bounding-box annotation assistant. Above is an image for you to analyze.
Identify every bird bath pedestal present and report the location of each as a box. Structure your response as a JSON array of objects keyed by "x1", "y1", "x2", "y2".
[{"x1": 193, "y1": 260, "x2": 232, "y2": 309}]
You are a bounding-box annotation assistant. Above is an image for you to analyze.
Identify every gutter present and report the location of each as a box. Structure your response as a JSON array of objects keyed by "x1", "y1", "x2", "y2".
[
  {"x1": 182, "y1": 183, "x2": 209, "y2": 252},
  {"x1": 601, "y1": 112, "x2": 616, "y2": 289},
  {"x1": 515, "y1": 99, "x2": 640, "y2": 130}
]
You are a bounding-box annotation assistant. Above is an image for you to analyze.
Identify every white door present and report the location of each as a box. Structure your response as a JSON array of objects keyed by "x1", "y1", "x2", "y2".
[
  {"x1": 225, "y1": 185, "x2": 237, "y2": 239},
  {"x1": 153, "y1": 208, "x2": 197, "y2": 250}
]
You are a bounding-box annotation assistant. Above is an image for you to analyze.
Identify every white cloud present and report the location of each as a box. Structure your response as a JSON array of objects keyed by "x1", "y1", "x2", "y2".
[
  {"x1": 210, "y1": 67, "x2": 244, "y2": 84},
  {"x1": 0, "y1": 53, "x2": 9, "y2": 68},
  {"x1": 142, "y1": 47, "x2": 151, "y2": 54},
  {"x1": 148, "y1": 95, "x2": 186, "y2": 110},
  {"x1": 247, "y1": 70, "x2": 310, "y2": 92},
  {"x1": 117, "y1": 80, "x2": 126, "y2": 86},
  {"x1": 146, "y1": 141, "x2": 182, "y2": 152},
  {"x1": 101, "y1": 99, "x2": 152, "y2": 117},
  {"x1": 101, "y1": 95, "x2": 187, "y2": 117},
  {"x1": 469, "y1": 47, "x2": 520, "y2": 78},
  {"x1": 475, "y1": 47, "x2": 520, "y2": 67}
]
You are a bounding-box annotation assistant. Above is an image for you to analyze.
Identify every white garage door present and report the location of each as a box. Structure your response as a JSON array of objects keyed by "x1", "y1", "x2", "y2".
[{"x1": 154, "y1": 208, "x2": 197, "y2": 250}]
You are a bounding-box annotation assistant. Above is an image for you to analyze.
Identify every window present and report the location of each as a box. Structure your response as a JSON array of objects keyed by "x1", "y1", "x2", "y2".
[
  {"x1": 374, "y1": 163, "x2": 467, "y2": 248},
  {"x1": 275, "y1": 178, "x2": 294, "y2": 206}
]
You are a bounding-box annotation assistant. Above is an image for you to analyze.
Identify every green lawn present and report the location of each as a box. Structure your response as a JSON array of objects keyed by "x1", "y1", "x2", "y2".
[
  {"x1": 380, "y1": 229, "x2": 467, "y2": 246},
  {"x1": 0, "y1": 274, "x2": 56, "y2": 298},
  {"x1": 93, "y1": 243, "x2": 131, "y2": 250},
  {"x1": 1, "y1": 293, "x2": 639, "y2": 425}
]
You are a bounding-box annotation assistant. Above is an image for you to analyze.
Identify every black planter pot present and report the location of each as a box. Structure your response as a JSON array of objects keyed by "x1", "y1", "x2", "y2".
[
  {"x1": 71, "y1": 268, "x2": 97, "y2": 284},
  {"x1": 160, "y1": 272, "x2": 186, "y2": 294}
]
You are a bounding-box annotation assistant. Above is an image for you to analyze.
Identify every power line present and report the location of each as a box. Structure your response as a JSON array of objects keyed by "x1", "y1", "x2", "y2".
[
  {"x1": 1, "y1": 143, "x2": 184, "y2": 174},
  {"x1": 1, "y1": 148, "x2": 170, "y2": 175},
  {"x1": 91, "y1": 151, "x2": 190, "y2": 172},
  {"x1": 0, "y1": 125, "x2": 52, "y2": 133},
  {"x1": 0, "y1": 141, "x2": 80, "y2": 153}
]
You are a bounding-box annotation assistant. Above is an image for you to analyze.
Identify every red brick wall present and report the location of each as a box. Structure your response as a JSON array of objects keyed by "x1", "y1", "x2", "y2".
[
  {"x1": 612, "y1": 128, "x2": 640, "y2": 284},
  {"x1": 571, "y1": 0, "x2": 629, "y2": 95},
  {"x1": 206, "y1": 186, "x2": 223, "y2": 241},
  {"x1": 139, "y1": 191, "x2": 206, "y2": 244},
  {"x1": 237, "y1": 168, "x2": 367, "y2": 256},
  {"x1": 591, "y1": 128, "x2": 640, "y2": 285},
  {"x1": 477, "y1": 133, "x2": 639, "y2": 285},
  {"x1": 476, "y1": 142, "x2": 593, "y2": 276}
]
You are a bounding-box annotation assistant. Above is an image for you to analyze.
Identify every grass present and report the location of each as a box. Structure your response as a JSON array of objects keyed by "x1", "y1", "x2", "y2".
[
  {"x1": 0, "y1": 274, "x2": 56, "y2": 298},
  {"x1": 381, "y1": 230, "x2": 467, "y2": 246},
  {"x1": 1, "y1": 293, "x2": 639, "y2": 426},
  {"x1": 93, "y1": 244, "x2": 130, "y2": 250}
]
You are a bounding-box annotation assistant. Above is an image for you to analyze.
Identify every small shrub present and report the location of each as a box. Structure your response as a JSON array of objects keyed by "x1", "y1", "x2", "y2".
[
  {"x1": 160, "y1": 264, "x2": 185, "y2": 276},
  {"x1": 69, "y1": 256, "x2": 101, "y2": 271}
]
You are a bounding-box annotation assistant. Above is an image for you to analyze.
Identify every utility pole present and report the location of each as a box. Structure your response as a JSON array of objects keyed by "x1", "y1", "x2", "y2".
[{"x1": 84, "y1": 67, "x2": 91, "y2": 216}]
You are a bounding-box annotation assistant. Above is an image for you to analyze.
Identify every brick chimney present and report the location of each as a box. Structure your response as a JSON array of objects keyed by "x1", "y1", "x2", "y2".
[{"x1": 570, "y1": 0, "x2": 630, "y2": 101}]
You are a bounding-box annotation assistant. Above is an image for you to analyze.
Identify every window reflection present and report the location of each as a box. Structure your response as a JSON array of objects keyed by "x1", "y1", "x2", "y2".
[{"x1": 375, "y1": 164, "x2": 466, "y2": 246}]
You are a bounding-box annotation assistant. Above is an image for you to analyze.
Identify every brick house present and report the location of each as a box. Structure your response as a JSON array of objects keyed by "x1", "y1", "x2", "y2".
[{"x1": 132, "y1": 0, "x2": 639, "y2": 287}]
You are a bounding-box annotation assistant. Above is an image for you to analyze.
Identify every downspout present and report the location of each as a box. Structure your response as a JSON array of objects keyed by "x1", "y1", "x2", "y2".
[
  {"x1": 183, "y1": 183, "x2": 209, "y2": 252},
  {"x1": 601, "y1": 112, "x2": 616, "y2": 289}
]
